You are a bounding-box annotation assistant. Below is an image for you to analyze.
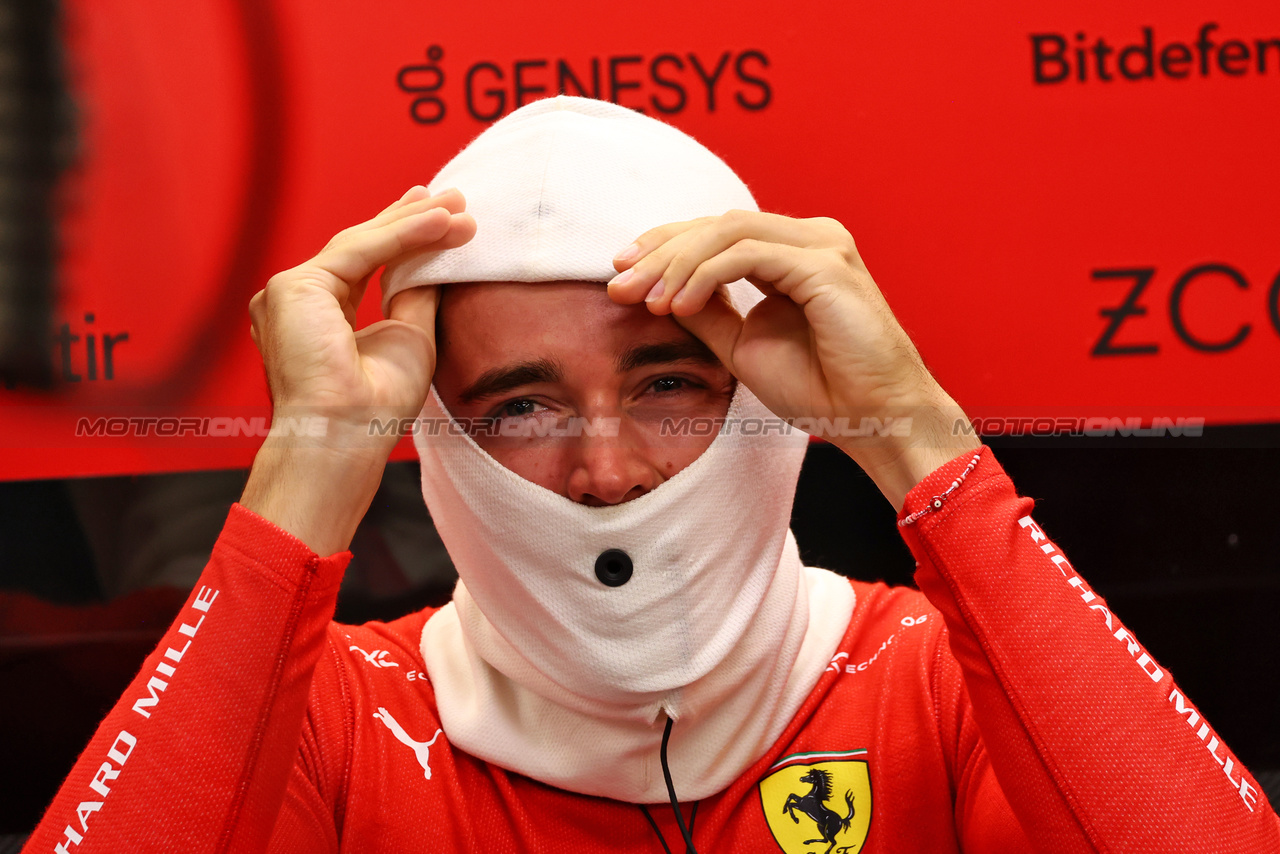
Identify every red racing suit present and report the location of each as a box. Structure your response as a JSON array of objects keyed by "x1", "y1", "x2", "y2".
[{"x1": 22, "y1": 447, "x2": 1280, "y2": 853}]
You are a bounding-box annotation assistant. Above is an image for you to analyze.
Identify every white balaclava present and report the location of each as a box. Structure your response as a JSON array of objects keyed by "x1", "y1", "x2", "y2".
[{"x1": 381, "y1": 96, "x2": 855, "y2": 803}]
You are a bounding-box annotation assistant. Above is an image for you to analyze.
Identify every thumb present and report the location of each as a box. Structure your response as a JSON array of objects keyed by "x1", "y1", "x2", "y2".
[
  {"x1": 672, "y1": 287, "x2": 745, "y2": 375},
  {"x1": 354, "y1": 318, "x2": 436, "y2": 409},
  {"x1": 387, "y1": 285, "x2": 441, "y2": 336}
]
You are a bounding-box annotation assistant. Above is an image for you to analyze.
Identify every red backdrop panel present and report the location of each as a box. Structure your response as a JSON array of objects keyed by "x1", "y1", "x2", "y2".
[{"x1": 2, "y1": 0, "x2": 1277, "y2": 480}]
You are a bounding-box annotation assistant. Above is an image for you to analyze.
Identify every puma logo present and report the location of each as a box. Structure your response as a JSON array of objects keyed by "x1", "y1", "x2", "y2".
[{"x1": 373, "y1": 707, "x2": 444, "y2": 780}]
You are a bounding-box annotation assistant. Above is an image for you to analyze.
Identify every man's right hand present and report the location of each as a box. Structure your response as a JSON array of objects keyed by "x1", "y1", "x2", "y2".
[{"x1": 240, "y1": 186, "x2": 475, "y2": 554}]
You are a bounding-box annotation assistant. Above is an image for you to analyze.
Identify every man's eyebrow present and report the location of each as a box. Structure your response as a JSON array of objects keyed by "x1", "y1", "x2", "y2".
[
  {"x1": 615, "y1": 340, "x2": 721, "y2": 374},
  {"x1": 457, "y1": 358, "x2": 565, "y2": 403}
]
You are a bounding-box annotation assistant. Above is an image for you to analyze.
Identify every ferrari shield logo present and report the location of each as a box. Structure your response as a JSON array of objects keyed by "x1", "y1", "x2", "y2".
[{"x1": 758, "y1": 750, "x2": 872, "y2": 854}]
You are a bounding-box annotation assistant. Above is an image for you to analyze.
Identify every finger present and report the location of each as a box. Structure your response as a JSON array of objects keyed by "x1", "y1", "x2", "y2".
[
  {"x1": 386, "y1": 285, "x2": 441, "y2": 337},
  {"x1": 609, "y1": 211, "x2": 830, "y2": 308},
  {"x1": 607, "y1": 218, "x2": 707, "y2": 305},
  {"x1": 296, "y1": 194, "x2": 468, "y2": 313},
  {"x1": 340, "y1": 189, "x2": 467, "y2": 244},
  {"x1": 342, "y1": 273, "x2": 373, "y2": 329},
  {"x1": 662, "y1": 241, "x2": 830, "y2": 317},
  {"x1": 338, "y1": 208, "x2": 460, "y2": 329},
  {"x1": 371, "y1": 187, "x2": 466, "y2": 227},
  {"x1": 353, "y1": 319, "x2": 435, "y2": 407},
  {"x1": 422, "y1": 211, "x2": 476, "y2": 251},
  {"x1": 380, "y1": 211, "x2": 478, "y2": 299},
  {"x1": 248, "y1": 289, "x2": 266, "y2": 328},
  {"x1": 331, "y1": 190, "x2": 467, "y2": 256},
  {"x1": 611, "y1": 216, "x2": 709, "y2": 271},
  {"x1": 248, "y1": 288, "x2": 267, "y2": 356},
  {"x1": 670, "y1": 288, "x2": 745, "y2": 376},
  {"x1": 655, "y1": 215, "x2": 827, "y2": 311},
  {"x1": 615, "y1": 211, "x2": 841, "y2": 274},
  {"x1": 377, "y1": 184, "x2": 431, "y2": 217},
  {"x1": 248, "y1": 289, "x2": 268, "y2": 349},
  {"x1": 339, "y1": 205, "x2": 468, "y2": 321},
  {"x1": 607, "y1": 225, "x2": 703, "y2": 307},
  {"x1": 302, "y1": 207, "x2": 457, "y2": 300}
]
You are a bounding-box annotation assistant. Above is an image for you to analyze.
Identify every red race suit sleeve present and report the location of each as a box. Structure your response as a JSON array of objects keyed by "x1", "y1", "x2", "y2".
[
  {"x1": 899, "y1": 445, "x2": 1280, "y2": 853},
  {"x1": 22, "y1": 503, "x2": 349, "y2": 854}
]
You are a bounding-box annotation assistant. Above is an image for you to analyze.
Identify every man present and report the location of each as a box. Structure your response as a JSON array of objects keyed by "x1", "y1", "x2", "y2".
[{"x1": 24, "y1": 97, "x2": 1280, "y2": 853}]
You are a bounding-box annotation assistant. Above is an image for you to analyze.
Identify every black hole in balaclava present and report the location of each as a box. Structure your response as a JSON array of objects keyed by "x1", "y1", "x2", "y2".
[{"x1": 595, "y1": 549, "x2": 633, "y2": 587}]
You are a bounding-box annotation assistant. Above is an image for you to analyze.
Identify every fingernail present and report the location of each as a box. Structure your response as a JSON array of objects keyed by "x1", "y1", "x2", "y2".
[
  {"x1": 645, "y1": 279, "x2": 666, "y2": 302},
  {"x1": 615, "y1": 243, "x2": 641, "y2": 264},
  {"x1": 609, "y1": 269, "x2": 634, "y2": 287}
]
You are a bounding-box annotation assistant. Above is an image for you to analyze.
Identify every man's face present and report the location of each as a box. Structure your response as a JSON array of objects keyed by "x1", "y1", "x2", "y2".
[{"x1": 433, "y1": 282, "x2": 734, "y2": 506}]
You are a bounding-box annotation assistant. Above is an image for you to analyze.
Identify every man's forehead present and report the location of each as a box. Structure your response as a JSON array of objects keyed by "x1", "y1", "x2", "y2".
[
  {"x1": 435, "y1": 280, "x2": 723, "y2": 380},
  {"x1": 439, "y1": 280, "x2": 685, "y2": 344},
  {"x1": 439, "y1": 279, "x2": 605, "y2": 307}
]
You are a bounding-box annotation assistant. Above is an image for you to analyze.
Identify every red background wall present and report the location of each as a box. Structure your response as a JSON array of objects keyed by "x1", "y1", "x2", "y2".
[{"x1": 3, "y1": 0, "x2": 1278, "y2": 480}]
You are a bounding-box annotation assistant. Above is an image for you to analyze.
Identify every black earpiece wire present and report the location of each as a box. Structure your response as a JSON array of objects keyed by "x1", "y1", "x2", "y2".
[{"x1": 636, "y1": 713, "x2": 701, "y2": 853}]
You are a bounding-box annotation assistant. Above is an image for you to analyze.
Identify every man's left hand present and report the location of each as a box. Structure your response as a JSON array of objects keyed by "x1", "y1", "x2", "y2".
[{"x1": 607, "y1": 210, "x2": 980, "y2": 510}]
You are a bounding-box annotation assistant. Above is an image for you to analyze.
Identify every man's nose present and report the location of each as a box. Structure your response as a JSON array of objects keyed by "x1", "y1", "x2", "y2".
[{"x1": 566, "y1": 424, "x2": 659, "y2": 506}]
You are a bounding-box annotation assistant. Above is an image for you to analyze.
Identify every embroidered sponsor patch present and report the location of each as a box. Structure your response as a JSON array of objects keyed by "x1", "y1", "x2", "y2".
[{"x1": 758, "y1": 750, "x2": 872, "y2": 854}]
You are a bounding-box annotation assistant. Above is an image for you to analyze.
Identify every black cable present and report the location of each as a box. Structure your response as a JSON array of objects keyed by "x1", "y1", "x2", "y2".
[
  {"x1": 638, "y1": 799, "x2": 700, "y2": 854},
  {"x1": 637, "y1": 714, "x2": 701, "y2": 854},
  {"x1": 638, "y1": 804, "x2": 674, "y2": 854},
  {"x1": 660, "y1": 714, "x2": 699, "y2": 854}
]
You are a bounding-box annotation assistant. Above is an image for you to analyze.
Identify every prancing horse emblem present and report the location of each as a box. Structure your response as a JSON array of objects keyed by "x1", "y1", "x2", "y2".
[
  {"x1": 782, "y1": 768, "x2": 855, "y2": 854},
  {"x1": 758, "y1": 750, "x2": 872, "y2": 854},
  {"x1": 373, "y1": 706, "x2": 443, "y2": 780}
]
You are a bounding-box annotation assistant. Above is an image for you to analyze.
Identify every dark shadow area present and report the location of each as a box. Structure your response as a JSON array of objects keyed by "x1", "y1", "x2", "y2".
[{"x1": 0, "y1": 460, "x2": 455, "y2": 832}]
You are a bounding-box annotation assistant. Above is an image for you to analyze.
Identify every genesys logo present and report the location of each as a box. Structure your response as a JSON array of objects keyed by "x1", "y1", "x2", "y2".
[{"x1": 397, "y1": 45, "x2": 772, "y2": 125}]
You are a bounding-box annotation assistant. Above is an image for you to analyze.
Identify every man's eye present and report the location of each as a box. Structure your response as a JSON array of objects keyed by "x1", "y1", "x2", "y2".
[
  {"x1": 651, "y1": 377, "x2": 685, "y2": 393},
  {"x1": 499, "y1": 399, "x2": 541, "y2": 418}
]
